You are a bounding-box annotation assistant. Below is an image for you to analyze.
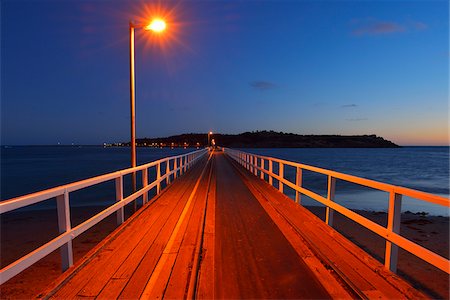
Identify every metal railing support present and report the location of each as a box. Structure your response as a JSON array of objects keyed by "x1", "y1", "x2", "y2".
[
  {"x1": 269, "y1": 160, "x2": 273, "y2": 185},
  {"x1": 295, "y1": 166, "x2": 302, "y2": 204},
  {"x1": 260, "y1": 158, "x2": 265, "y2": 180},
  {"x1": 166, "y1": 161, "x2": 170, "y2": 185},
  {"x1": 142, "y1": 168, "x2": 148, "y2": 204},
  {"x1": 385, "y1": 192, "x2": 402, "y2": 273},
  {"x1": 326, "y1": 176, "x2": 336, "y2": 226},
  {"x1": 279, "y1": 163, "x2": 284, "y2": 193},
  {"x1": 174, "y1": 158, "x2": 178, "y2": 179},
  {"x1": 56, "y1": 190, "x2": 73, "y2": 271},
  {"x1": 156, "y1": 163, "x2": 161, "y2": 194},
  {"x1": 115, "y1": 176, "x2": 124, "y2": 224}
]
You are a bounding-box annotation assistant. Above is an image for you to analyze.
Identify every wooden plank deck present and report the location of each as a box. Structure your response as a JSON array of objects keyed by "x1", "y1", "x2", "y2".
[{"x1": 40, "y1": 151, "x2": 427, "y2": 299}]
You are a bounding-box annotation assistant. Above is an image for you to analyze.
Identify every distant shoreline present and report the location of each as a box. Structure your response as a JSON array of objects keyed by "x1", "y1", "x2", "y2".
[
  {"x1": 2, "y1": 145, "x2": 450, "y2": 148},
  {"x1": 0, "y1": 144, "x2": 450, "y2": 149},
  {"x1": 127, "y1": 131, "x2": 401, "y2": 148}
]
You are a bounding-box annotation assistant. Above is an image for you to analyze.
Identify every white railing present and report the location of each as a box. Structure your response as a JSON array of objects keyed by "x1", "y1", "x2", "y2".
[
  {"x1": 0, "y1": 148, "x2": 208, "y2": 284},
  {"x1": 224, "y1": 148, "x2": 450, "y2": 275}
]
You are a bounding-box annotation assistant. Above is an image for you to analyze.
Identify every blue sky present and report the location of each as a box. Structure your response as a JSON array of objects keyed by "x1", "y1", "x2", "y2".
[{"x1": 1, "y1": 0, "x2": 448, "y2": 145}]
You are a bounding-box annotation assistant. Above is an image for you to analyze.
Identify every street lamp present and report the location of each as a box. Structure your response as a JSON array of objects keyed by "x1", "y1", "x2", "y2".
[
  {"x1": 129, "y1": 18, "x2": 167, "y2": 194},
  {"x1": 207, "y1": 131, "x2": 213, "y2": 148}
]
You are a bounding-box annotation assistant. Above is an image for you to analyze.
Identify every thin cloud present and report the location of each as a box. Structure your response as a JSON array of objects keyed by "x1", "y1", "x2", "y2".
[
  {"x1": 346, "y1": 118, "x2": 368, "y2": 121},
  {"x1": 341, "y1": 104, "x2": 358, "y2": 108},
  {"x1": 352, "y1": 21, "x2": 405, "y2": 36},
  {"x1": 412, "y1": 22, "x2": 428, "y2": 31},
  {"x1": 351, "y1": 19, "x2": 428, "y2": 37},
  {"x1": 249, "y1": 81, "x2": 276, "y2": 91}
]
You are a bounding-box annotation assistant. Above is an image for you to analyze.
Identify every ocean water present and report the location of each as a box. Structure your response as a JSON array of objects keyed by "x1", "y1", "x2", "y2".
[
  {"x1": 1, "y1": 146, "x2": 193, "y2": 210},
  {"x1": 1, "y1": 146, "x2": 449, "y2": 216}
]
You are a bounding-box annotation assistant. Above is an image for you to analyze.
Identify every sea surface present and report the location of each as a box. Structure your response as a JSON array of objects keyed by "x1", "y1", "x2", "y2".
[{"x1": 1, "y1": 146, "x2": 449, "y2": 216}]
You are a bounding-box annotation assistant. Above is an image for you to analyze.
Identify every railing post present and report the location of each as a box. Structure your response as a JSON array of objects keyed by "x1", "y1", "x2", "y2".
[
  {"x1": 56, "y1": 190, "x2": 73, "y2": 271},
  {"x1": 269, "y1": 160, "x2": 273, "y2": 185},
  {"x1": 385, "y1": 192, "x2": 402, "y2": 273},
  {"x1": 260, "y1": 158, "x2": 264, "y2": 180},
  {"x1": 251, "y1": 156, "x2": 254, "y2": 174},
  {"x1": 142, "y1": 168, "x2": 148, "y2": 204},
  {"x1": 279, "y1": 162, "x2": 284, "y2": 193},
  {"x1": 184, "y1": 156, "x2": 187, "y2": 173},
  {"x1": 157, "y1": 163, "x2": 161, "y2": 194},
  {"x1": 115, "y1": 176, "x2": 124, "y2": 225},
  {"x1": 326, "y1": 176, "x2": 336, "y2": 226},
  {"x1": 295, "y1": 166, "x2": 302, "y2": 204},
  {"x1": 166, "y1": 160, "x2": 171, "y2": 184},
  {"x1": 180, "y1": 157, "x2": 183, "y2": 175},
  {"x1": 174, "y1": 157, "x2": 178, "y2": 179}
]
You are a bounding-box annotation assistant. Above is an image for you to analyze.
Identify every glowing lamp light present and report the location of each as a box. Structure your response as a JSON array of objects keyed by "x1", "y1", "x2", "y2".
[{"x1": 146, "y1": 18, "x2": 166, "y2": 32}]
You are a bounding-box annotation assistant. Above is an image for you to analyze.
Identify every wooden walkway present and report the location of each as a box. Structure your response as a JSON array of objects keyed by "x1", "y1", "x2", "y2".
[{"x1": 41, "y1": 151, "x2": 426, "y2": 299}]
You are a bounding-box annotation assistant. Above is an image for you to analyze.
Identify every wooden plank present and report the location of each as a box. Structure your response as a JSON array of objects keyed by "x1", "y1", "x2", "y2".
[
  {"x1": 232, "y1": 158, "x2": 428, "y2": 299},
  {"x1": 245, "y1": 177, "x2": 396, "y2": 297},
  {"x1": 140, "y1": 194, "x2": 199, "y2": 299},
  {"x1": 140, "y1": 154, "x2": 213, "y2": 299},
  {"x1": 239, "y1": 174, "x2": 353, "y2": 299},
  {"x1": 76, "y1": 185, "x2": 187, "y2": 297},
  {"x1": 164, "y1": 158, "x2": 214, "y2": 299},
  {"x1": 53, "y1": 183, "x2": 186, "y2": 299},
  {"x1": 50, "y1": 201, "x2": 165, "y2": 299},
  {"x1": 213, "y1": 153, "x2": 331, "y2": 299},
  {"x1": 196, "y1": 157, "x2": 217, "y2": 300},
  {"x1": 46, "y1": 159, "x2": 207, "y2": 299},
  {"x1": 117, "y1": 175, "x2": 202, "y2": 300},
  {"x1": 98, "y1": 168, "x2": 203, "y2": 299},
  {"x1": 96, "y1": 278, "x2": 128, "y2": 300}
]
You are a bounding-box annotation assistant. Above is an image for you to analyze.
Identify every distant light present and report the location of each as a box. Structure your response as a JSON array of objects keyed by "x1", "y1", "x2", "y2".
[
  {"x1": 145, "y1": 19, "x2": 166, "y2": 33},
  {"x1": 209, "y1": 131, "x2": 213, "y2": 134}
]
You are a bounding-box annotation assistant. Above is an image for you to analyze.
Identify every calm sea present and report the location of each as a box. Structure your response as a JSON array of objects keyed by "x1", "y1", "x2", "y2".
[{"x1": 1, "y1": 146, "x2": 449, "y2": 216}]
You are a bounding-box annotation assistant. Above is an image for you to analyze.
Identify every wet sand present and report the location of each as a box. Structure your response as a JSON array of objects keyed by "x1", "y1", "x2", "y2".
[{"x1": 1, "y1": 205, "x2": 448, "y2": 299}]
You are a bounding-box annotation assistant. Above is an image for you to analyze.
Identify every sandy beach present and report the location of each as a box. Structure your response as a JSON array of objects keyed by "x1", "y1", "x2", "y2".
[
  {"x1": 1, "y1": 204, "x2": 448, "y2": 299},
  {"x1": 306, "y1": 206, "x2": 449, "y2": 299}
]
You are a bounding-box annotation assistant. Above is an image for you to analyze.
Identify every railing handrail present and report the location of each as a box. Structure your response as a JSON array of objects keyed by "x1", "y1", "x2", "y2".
[
  {"x1": 230, "y1": 151, "x2": 448, "y2": 207},
  {"x1": 0, "y1": 148, "x2": 209, "y2": 284},
  {"x1": 0, "y1": 148, "x2": 207, "y2": 214},
  {"x1": 224, "y1": 148, "x2": 450, "y2": 275}
]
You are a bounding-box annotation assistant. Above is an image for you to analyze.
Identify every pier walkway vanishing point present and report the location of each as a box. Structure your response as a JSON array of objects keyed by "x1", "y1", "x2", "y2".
[{"x1": 1, "y1": 148, "x2": 449, "y2": 299}]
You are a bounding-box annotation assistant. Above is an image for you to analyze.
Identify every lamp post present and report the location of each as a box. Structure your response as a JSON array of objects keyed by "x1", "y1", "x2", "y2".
[
  {"x1": 207, "y1": 131, "x2": 213, "y2": 148},
  {"x1": 129, "y1": 19, "x2": 166, "y2": 195}
]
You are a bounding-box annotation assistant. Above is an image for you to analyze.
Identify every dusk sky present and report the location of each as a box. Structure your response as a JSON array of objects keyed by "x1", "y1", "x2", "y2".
[{"x1": 2, "y1": 0, "x2": 448, "y2": 146}]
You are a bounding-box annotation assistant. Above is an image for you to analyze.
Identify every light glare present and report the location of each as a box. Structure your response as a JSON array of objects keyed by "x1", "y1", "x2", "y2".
[{"x1": 146, "y1": 19, "x2": 166, "y2": 32}]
